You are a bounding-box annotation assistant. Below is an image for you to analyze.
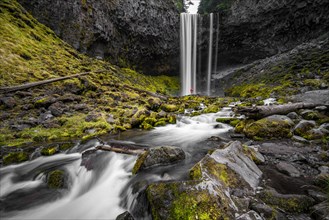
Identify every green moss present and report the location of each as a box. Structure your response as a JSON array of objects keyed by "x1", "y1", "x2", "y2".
[
  {"x1": 47, "y1": 170, "x2": 65, "y2": 189},
  {"x1": 203, "y1": 105, "x2": 220, "y2": 113},
  {"x1": 161, "y1": 104, "x2": 178, "y2": 112},
  {"x1": 3, "y1": 151, "x2": 29, "y2": 165},
  {"x1": 243, "y1": 117, "x2": 293, "y2": 139},
  {"x1": 41, "y1": 146, "x2": 58, "y2": 156},
  {"x1": 154, "y1": 121, "x2": 167, "y2": 127},
  {"x1": 132, "y1": 151, "x2": 149, "y2": 174},
  {"x1": 167, "y1": 115, "x2": 176, "y2": 124},
  {"x1": 259, "y1": 190, "x2": 315, "y2": 213},
  {"x1": 216, "y1": 118, "x2": 237, "y2": 124},
  {"x1": 147, "y1": 181, "x2": 231, "y2": 220}
]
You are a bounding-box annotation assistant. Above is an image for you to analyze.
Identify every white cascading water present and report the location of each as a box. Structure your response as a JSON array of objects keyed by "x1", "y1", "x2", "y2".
[
  {"x1": 206, "y1": 13, "x2": 214, "y2": 96},
  {"x1": 180, "y1": 13, "x2": 198, "y2": 96},
  {"x1": 0, "y1": 152, "x2": 135, "y2": 220},
  {"x1": 0, "y1": 106, "x2": 238, "y2": 219},
  {"x1": 180, "y1": 1, "x2": 217, "y2": 96}
]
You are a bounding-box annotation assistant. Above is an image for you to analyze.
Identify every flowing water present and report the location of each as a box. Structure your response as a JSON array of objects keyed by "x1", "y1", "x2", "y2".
[
  {"x1": 0, "y1": 108, "x2": 235, "y2": 219},
  {"x1": 180, "y1": 12, "x2": 217, "y2": 96}
]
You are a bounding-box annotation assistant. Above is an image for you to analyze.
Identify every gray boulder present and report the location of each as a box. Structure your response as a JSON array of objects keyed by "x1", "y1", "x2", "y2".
[
  {"x1": 132, "y1": 146, "x2": 185, "y2": 174},
  {"x1": 276, "y1": 162, "x2": 301, "y2": 177}
]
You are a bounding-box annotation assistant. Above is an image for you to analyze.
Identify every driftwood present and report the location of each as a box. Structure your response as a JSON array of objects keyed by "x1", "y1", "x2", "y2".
[
  {"x1": 96, "y1": 145, "x2": 146, "y2": 155},
  {"x1": 0, "y1": 70, "x2": 108, "y2": 94},
  {"x1": 82, "y1": 140, "x2": 148, "y2": 156},
  {"x1": 123, "y1": 85, "x2": 168, "y2": 100},
  {"x1": 234, "y1": 102, "x2": 320, "y2": 119}
]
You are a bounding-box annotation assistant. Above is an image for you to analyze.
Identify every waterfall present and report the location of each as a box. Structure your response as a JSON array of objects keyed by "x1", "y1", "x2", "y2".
[
  {"x1": 206, "y1": 13, "x2": 214, "y2": 96},
  {"x1": 180, "y1": 13, "x2": 198, "y2": 96},
  {"x1": 180, "y1": 9, "x2": 217, "y2": 96}
]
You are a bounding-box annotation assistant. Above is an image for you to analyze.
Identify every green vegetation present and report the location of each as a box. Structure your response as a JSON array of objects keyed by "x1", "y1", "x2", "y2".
[
  {"x1": 243, "y1": 116, "x2": 294, "y2": 140},
  {"x1": 0, "y1": 0, "x2": 183, "y2": 147},
  {"x1": 47, "y1": 170, "x2": 65, "y2": 189},
  {"x1": 198, "y1": 0, "x2": 234, "y2": 14},
  {"x1": 3, "y1": 151, "x2": 29, "y2": 165},
  {"x1": 146, "y1": 181, "x2": 231, "y2": 220},
  {"x1": 259, "y1": 190, "x2": 315, "y2": 213}
]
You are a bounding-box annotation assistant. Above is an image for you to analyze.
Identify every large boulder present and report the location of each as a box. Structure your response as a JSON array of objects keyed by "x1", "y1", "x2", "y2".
[
  {"x1": 132, "y1": 146, "x2": 185, "y2": 174},
  {"x1": 146, "y1": 141, "x2": 263, "y2": 219},
  {"x1": 18, "y1": 0, "x2": 181, "y2": 75},
  {"x1": 243, "y1": 115, "x2": 294, "y2": 140}
]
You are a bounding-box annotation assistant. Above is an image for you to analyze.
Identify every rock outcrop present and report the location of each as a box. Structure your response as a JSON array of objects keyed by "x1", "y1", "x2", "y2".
[
  {"x1": 199, "y1": 0, "x2": 329, "y2": 67},
  {"x1": 18, "y1": 0, "x2": 181, "y2": 75}
]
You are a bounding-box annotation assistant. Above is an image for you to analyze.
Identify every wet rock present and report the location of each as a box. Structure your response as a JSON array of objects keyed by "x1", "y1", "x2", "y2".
[
  {"x1": 3, "y1": 152, "x2": 29, "y2": 165},
  {"x1": 300, "y1": 110, "x2": 321, "y2": 120},
  {"x1": 85, "y1": 112, "x2": 101, "y2": 122},
  {"x1": 276, "y1": 162, "x2": 301, "y2": 177},
  {"x1": 291, "y1": 90, "x2": 329, "y2": 105},
  {"x1": 287, "y1": 112, "x2": 299, "y2": 120},
  {"x1": 57, "y1": 93, "x2": 81, "y2": 103},
  {"x1": 310, "y1": 202, "x2": 329, "y2": 220},
  {"x1": 106, "y1": 114, "x2": 115, "y2": 124},
  {"x1": 307, "y1": 190, "x2": 328, "y2": 203},
  {"x1": 191, "y1": 141, "x2": 263, "y2": 190},
  {"x1": 315, "y1": 106, "x2": 328, "y2": 112},
  {"x1": 236, "y1": 210, "x2": 263, "y2": 220},
  {"x1": 243, "y1": 115, "x2": 294, "y2": 139},
  {"x1": 146, "y1": 180, "x2": 234, "y2": 220},
  {"x1": 319, "y1": 123, "x2": 329, "y2": 132},
  {"x1": 10, "y1": 124, "x2": 31, "y2": 131},
  {"x1": 39, "y1": 112, "x2": 54, "y2": 121},
  {"x1": 306, "y1": 128, "x2": 325, "y2": 140},
  {"x1": 48, "y1": 102, "x2": 66, "y2": 117},
  {"x1": 47, "y1": 170, "x2": 65, "y2": 189},
  {"x1": 259, "y1": 189, "x2": 315, "y2": 213},
  {"x1": 0, "y1": 97, "x2": 16, "y2": 109},
  {"x1": 34, "y1": 96, "x2": 56, "y2": 108},
  {"x1": 318, "y1": 166, "x2": 329, "y2": 175},
  {"x1": 291, "y1": 135, "x2": 309, "y2": 144},
  {"x1": 293, "y1": 120, "x2": 316, "y2": 136},
  {"x1": 132, "y1": 146, "x2": 185, "y2": 174},
  {"x1": 73, "y1": 103, "x2": 89, "y2": 111},
  {"x1": 250, "y1": 203, "x2": 275, "y2": 219},
  {"x1": 230, "y1": 133, "x2": 246, "y2": 139},
  {"x1": 15, "y1": 91, "x2": 32, "y2": 97},
  {"x1": 116, "y1": 211, "x2": 134, "y2": 220}
]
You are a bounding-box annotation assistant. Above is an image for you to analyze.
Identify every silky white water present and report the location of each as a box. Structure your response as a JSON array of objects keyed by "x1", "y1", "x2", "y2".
[
  {"x1": 1, "y1": 107, "x2": 236, "y2": 219},
  {"x1": 180, "y1": 13, "x2": 198, "y2": 96},
  {"x1": 0, "y1": 152, "x2": 135, "y2": 219},
  {"x1": 206, "y1": 13, "x2": 214, "y2": 96}
]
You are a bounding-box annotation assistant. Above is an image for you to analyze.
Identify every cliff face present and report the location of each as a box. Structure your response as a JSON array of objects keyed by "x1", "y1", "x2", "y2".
[
  {"x1": 199, "y1": 0, "x2": 329, "y2": 67},
  {"x1": 18, "y1": 0, "x2": 181, "y2": 75}
]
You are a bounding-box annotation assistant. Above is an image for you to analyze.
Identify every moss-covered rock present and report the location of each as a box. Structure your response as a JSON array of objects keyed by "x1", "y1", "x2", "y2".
[
  {"x1": 47, "y1": 169, "x2": 65, "y2": 189},
  {"x1": 293, "y1": 120, "x2": 316, "y2": 136},
  {"x1": 132, "y1": 146, "x2": 185, "y2": 174},
  {"x1": 300, "y1": 110, "x2": 322, "y2": 120},
  {"x1": 146, "y1": 181, "x2": 233, "y2": 220},
  {"x1": 203, "y1": 104, "x2": 220, "y2": 113},
  {"x1": 216, "y1": 118, "x2": 241, "y2": 127},
  {"x1": 259, "y1": 189, "x2": 315, "y2": 213},
  {"x1": 3, "y1": 151, "x2": 29, "y2": 165},
  {"x1": 41, "y1": 146, "x2": 58, "y2": 156},
  {"x1": 160, "y1": 104, "x2": 178, "y2": 112},
  {"x1": 243, "y1": 115, "x2": 294, "y2": 140}
]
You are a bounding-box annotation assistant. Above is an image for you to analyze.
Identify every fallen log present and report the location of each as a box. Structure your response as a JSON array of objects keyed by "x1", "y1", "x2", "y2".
[
  {"x1": 234, "y1": 102, "x2": 320, "y2": 119},
  {"x1": 0, "y1": 70, "x2": 108, "y2": 94},
  {"x1": 82, "y1": 140, "x2": 148, "y2": 156},
  {"x1": 95, "y1": 145, "x2": 146, "y2": 155}
]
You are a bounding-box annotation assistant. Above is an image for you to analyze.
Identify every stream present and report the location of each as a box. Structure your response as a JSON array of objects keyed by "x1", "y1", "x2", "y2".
[{"x1": 0, "y1": 108, "x2": 234, "y2": 219}]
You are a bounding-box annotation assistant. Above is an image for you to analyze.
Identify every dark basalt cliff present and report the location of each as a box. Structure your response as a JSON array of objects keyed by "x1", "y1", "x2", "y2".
[
  {"x1": 18, "y1": 0, "x2": 181, "y2": 75},
  {"x1": 200, "y1": 0, "x2": 329, "y2": 67}
]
